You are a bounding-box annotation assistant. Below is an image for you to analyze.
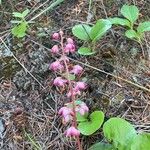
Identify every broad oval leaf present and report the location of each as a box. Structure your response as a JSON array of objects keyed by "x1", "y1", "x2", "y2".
[
  {"x1": 78, "y1": 111, "x2": 104, "y2": 135},
  {"x1": 72, "y1": 24, "x2": 92, "y2": 41},
  {"x1": 137, "y1": 21, "x2": 150, "y2": 33},
  {"x1": 125, "y1": 29, "x2": 139, "y2": 40},
  {"x1": 90, "y1": 19, "x2": 112, "y2": 42},
  {"x1": 131, "y1": 133, "x2": 150, "y2": 150},
  {"x1": 121, "y1": 5, "x2": 139, "y2": 24},
  {"x1": 103, "y1": 117, "x2": 137, "y2": 150},
  {"x1": 109, "y1": 17, "x2": 130, "y2": 27},
  {"x1": 78, "y1": 47, "x2": 95, "y2": 55},
  {"x1": 88, "y1": 142, "x2": 113, "y2": 150}
]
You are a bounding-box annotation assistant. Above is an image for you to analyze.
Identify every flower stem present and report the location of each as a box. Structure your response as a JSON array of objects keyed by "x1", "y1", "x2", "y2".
[{"x1": 60, "y1": 31, "x2": 82, "y2": 150}]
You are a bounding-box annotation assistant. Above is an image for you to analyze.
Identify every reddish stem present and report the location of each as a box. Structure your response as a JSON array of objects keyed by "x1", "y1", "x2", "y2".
[{"x1": 60, "y1": 31, "x2": 82, "y2": 150}]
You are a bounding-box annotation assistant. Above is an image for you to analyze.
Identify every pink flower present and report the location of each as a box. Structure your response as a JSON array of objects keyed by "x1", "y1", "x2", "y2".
[
  {"x1": 52, "y1": 32, "x2": 59, "y2": 40},
  {"x1": 74, "y1": 82, "x2": 87, "y2": 91},
  {"x1": 70, "y1": 65, "x2": 83, "y2": 75},
  {"x1": 50, "y1": 61, "x2": 64, "y2": 72},
  {"x1": 51, "y1": 45, "x2": 59, "y2": 54},
  {"x1": 64, "y1": 43, "x2": 75, "y2": 53},
  {"x1": 53, "y1": 77, "x2": 67, "y2": 87},
  {"x1": 58, "y1": 107, "x2": 74, "y2": 123},
  {"x1": 76, "y1": 102, "x2": 89, "y2": 115},
  {"x1": 67, "y1": 89, "x2": 81, "y2": 98},
  {"x1": 65, "y1": 126, "x2": 80, "y2": 137},
  {"x1": 67, "y1": 38, "x2": 74, "y2": 44}
]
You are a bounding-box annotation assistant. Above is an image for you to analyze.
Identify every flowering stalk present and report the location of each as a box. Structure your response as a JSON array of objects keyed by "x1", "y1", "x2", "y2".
[{"x1": 50, "y1": 31, "x2": 88, "y2": 150}]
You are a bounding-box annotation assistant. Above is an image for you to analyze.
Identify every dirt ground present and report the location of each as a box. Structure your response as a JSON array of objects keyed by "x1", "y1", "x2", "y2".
[{"x1": 0, "y1": 0, "x2": 150, "y2": 150}]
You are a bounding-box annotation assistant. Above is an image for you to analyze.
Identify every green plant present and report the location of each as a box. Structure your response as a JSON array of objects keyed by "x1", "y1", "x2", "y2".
[
  {"x1": 88, "y1": 117, "x2": 150, "y2": 150},
  {"x1": 11, "y1": 9, "x2": 30, "y2": 38},
  {"x1": 109, "y1": 4, "x2": 150, "y2": 43},
  {"x1": 72, "y1": 19, "x2": 112, "y2": 55}
]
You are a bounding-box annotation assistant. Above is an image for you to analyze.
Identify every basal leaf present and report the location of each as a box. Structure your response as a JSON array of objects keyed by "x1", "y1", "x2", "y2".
[
  {"x1": 76, "y1": 112, "x2": 88, "y2": 122},
  {"x1": 121, "y1": 5, "x2": 139, "y2": 24},
  {"x1": 131, "y1": 133, "x2": 150, "y2": 150},
  {"x1": 103, "y1": 118, "x2": 137, "y2": 150},
  {"x1": 12, "y1": 21, "x2": 27, "y2": 38},
  {"x1": 137, "y1": 21, "x2": 150, "y2": 33},
  {"x1": 125, "y1": 29, "x2": 139, "y2": 40},
  {"x1": 22, "y1": 9, "x2": 30, "y2": 18},
  {"x1": 90, "y1": 19, "x2": 112, "y2": 42},
  {"x1": 88, "y1": 142, "x2": 113, "y2": 150},
  {"x1": 72, "y1": 24, "x2": 92, "y2": 41},
  {"x1": 78, "y1": 47, "x2": 95, "y2": 55},
  {"x1": 109, "y1": 17, "x2": 130, "y2": 27},
  {"x1": 78, "y1": 111, "x2": 104, "y2": 135}
]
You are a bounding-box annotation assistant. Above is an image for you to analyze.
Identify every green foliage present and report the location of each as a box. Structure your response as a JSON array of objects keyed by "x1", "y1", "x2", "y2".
[
  {"x1": 88, "y1": 142, "x2": 113, "y2": 150},
  {"x1": 72, "y1": 19, "x2": 111, "y2": 55},
  {"x1": 78, "y1": 47, "x2": 95, "y2": 55},
  {"x1": 103, "y1": 118, "x2": 137, "y2": 150},
  {"x1": 88, "y1": 117, "x2": 150, "y2": 150},
  {"x1": 109, "y1": 4, "x2": 150, "y2": 42},
  {"x1": 72, "y1": 24, "x2": 92, "y2": 41},
  {"x1": 78, "y1": 111, "x2": 104, "y2": 135},
  {"x1": 121, "y1": 5, "x2": 139, "y2": 27},
  {"x1": 131, "y1": 133, "x2": 150, "y2": 150},
  {"x1": 11, "y1": 9, "x2": 29, "y2": 38}
]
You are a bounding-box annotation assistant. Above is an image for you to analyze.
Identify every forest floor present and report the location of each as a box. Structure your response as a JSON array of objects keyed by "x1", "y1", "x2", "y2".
[{"x1": 0, "y1": 0, "x2": 150, "y2": 150}]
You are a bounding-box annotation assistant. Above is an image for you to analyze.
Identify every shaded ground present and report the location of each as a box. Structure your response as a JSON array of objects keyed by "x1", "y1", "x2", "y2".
[{"x1": 0, "y1": 0, "x2": 150, "y2": 150}]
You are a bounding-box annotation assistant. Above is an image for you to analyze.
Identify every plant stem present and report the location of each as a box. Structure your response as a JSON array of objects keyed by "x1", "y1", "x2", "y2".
[{"x1": 60, "y1": 32, "x2": 82, "y2": 150}]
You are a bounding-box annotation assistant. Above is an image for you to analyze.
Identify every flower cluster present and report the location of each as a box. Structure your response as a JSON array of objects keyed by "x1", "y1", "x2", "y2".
[{"x1": 50, "y1": 31, "x2": 89, "y2": 138}]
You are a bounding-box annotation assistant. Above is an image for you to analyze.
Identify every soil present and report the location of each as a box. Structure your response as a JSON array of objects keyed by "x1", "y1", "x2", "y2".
[{"x1": 0, "y1": 0, "x2": 150, "y2": 150}]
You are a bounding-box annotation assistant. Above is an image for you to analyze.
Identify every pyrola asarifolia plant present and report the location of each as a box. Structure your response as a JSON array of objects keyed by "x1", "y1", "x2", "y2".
[{"x1": 50, "y1": 30, "x2": 88, "y2": 150}]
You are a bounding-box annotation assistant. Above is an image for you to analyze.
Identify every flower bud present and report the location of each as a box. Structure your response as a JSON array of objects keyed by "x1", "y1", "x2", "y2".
[
  {"x1": 75, "y1": 102, "x2": 89, "y2": 115},
  {"x1": 53, "y1": 77, "x2": 67, "y2": 87},
  {"x1": 74, "y1": 82, "x2": 87, "y2": 91},
  {"x1": 67, "y1": 89, "x2": 81, "y2": 98},
  {"x1": 52, "y1": 32, "x2": 59, "y2": 40},
  {"x1": 51, "y1": 45, "x2": 59, "y2": 54},
  {"x1": 67, "y1": 38, "x2": 74, "y2": 44},
  {"x1": 50, "y1": 61, "x2": 64, "y2": 72},
  {"x1": 65, "y1": 126, "x2": 80, "y2": 137},
  {"x1": 59, "y1": 30, "x2": 64, "y2": 36},
  {"x1": 70, "y1": 65, "x2": 83, "y2": 75}
]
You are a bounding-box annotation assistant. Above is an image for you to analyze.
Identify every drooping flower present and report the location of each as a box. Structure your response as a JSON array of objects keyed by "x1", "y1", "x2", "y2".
[
  {"x1": 70, "y1": 65, "x2": 83, "y2": 75},
  {"x1": 64, "y1": 43, "x2": 75, "y2": 53},
  {"x1": 74, "y1": 81, "x2": 87, "y2": 91},
  {"x1": 51, "y1": 45, "x2": 59, "y2": 54},
  {"x1": 52, "y1": 32, "x2": 59, "y2": 40},
  {"x1": 50, "y1": 61, "x2": 64, "y2": 72},
  {"x1": 75, "y1": 102, "x2": 89, "y2": 115},
  {"x1": 67, "y1": 38, "x2": 74, "y2": 44},
  {"x1": 53, "y1": 77, "x2": 67, "y2": 87},
  {"x1": 65, "y1": 126, "x2": 80, "y2": 137},
  {"x1": 58, "y1": 107, "x2": 74, "y2": 123},
  {"x1": 67, "y1": 89, "x2": 81, "y2": 98}
]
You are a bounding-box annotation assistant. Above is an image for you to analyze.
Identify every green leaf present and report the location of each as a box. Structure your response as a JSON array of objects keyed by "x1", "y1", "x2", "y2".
[
  {"x1": 13, "y1": 12, "x2": 24, "y2": 18},
  {"x1": 22, "y1": 9, "x2": 30, "y2": 17},
  {"x1": 72, "y1": 24, "x2": 92, "y2": 41},
  {"x1": 11, "y1": 21, "x2": 27, "y2": 38},
  {"x1": 78, "y1": 111, "x2": 104, "y2": 135},
  {"x1": 137, "y1": 21, "x2": 150, "y2": 33},
  {"x1": 76, "y1": 112, "x2": 88, "y2": 122},
  {"x1": 109, "y1": 17, "x2": 130, "y2": 27},
  {"x1": 78, "y1": 47, "x2": 95, "y2": 55},
  {"x1": 131, "y1": 133, "x2": 150, "y2": 150},
  {"x1": 121, "y1": 5, "x2": 139, "y2": 24},
  {"x1": 90, "y1": 19, "x2": 112, "y2": 42},
  {"x1": 125, "y1": 29, "x2": 139, "y2": 40},
  {"x1": 13, "y1": 9, "x2": 29, "y2": 18},
  {"x1": 103, "y1": 117, "x2": 137, "y2": 150},
  {"x1": 88, "y1": 142, "x2": 113, "y2": 150}
]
